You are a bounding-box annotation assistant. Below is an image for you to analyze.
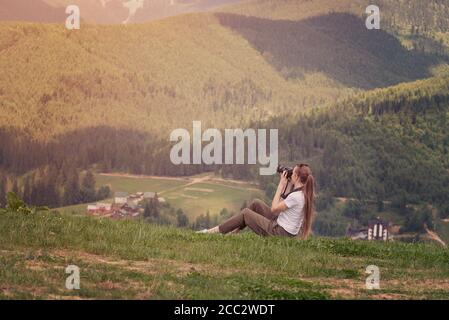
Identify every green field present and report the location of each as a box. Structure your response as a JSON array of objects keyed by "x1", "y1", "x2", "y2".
[
  {"x1": 58, "y1": 173, "x2": 265, "y2": 219},
  {"x1": 95, "y1": 174, "x2": 189, "y2": 195},
  {"x1": 162, "y1": 182, "x2": 264, "y2": 219},
  {"x1": 1, "y1": 210, "x2": 448, "y2": 300}
]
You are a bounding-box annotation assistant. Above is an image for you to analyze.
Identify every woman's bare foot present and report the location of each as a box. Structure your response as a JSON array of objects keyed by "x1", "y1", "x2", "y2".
[{"x1": 196, "y1": 226, "x2": 220, "y2": 234}]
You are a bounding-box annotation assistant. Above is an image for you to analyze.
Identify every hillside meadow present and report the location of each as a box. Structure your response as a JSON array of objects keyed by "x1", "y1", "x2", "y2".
[{"x1": 0, "y1": 209, "x2": 448, "y2": 299}]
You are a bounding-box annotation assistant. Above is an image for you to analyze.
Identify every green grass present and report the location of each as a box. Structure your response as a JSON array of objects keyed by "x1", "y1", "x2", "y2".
[{"x1": 1, "y1": 210, "x2": 448, "y2": 299}]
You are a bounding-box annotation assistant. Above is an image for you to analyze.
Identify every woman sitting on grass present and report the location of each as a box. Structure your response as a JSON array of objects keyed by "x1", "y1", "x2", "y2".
[{"x1": 198, "y1": 164, "x2": 315, "y2": 239}]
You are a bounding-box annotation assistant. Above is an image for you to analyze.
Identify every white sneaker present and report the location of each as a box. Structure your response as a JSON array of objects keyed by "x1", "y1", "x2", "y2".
[{"x1": 196, "y1": 229, "x2": 209, "y2": 234}]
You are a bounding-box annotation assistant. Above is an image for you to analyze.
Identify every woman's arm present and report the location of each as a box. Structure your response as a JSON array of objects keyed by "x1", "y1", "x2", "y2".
[{"x1": 271, "y1": 171, "x2": 289, "y2": 216}]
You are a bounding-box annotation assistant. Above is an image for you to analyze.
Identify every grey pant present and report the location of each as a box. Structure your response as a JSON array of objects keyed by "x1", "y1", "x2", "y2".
[{"x1": 218, "y1": 199, "x2": 294, "y2": 237}]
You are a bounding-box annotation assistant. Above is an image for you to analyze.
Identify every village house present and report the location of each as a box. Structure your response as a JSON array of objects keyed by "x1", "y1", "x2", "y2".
[
  {"x1": 87, "y1": 190, "x2": 163, "y2": 219},
  {"x1": 347, "y1": 218, "x2": 389, "y2": 241},
  {"x1": 127, "y1": 194, "x2": 142, "y2": 206},
  {"x1": 115, "y1": 203, "x2": 140, "y2": 218},
  {"x1": 87, "y1": 203, "x2": 113, "y2": 216},
  {"x1": 368, "y1": 219, "x2": 389, "y2": 241},
  {"x1": 87, "y1": 205, "x2": 97, "y2": 214},
  {"x1": 114, "y1": 192, "x2": 128, "y2": 204}
]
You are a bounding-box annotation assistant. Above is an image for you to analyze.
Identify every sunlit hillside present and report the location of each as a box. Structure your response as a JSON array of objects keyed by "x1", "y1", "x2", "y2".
[
  {"x1": 1, "y1": 8, "x2": 446, "y2": 140},
  {"x1": 0, "y1": 13, "x2": 346, "y2": 140}
]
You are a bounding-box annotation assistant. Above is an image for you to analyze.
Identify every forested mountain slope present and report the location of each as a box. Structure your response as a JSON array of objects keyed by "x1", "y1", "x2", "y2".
[
  {"x1": 223, "y1": 0, "x2": 449, "y2": 32},
  {"x1": 251, "y1": 75, "x2": 449, "y2": 217},
  {"x1": 222, "y1": 0, "x2": 449, "y2": 57},
  {"x1": 1, "y1": 10, "x2": 445, "y2": 140}
]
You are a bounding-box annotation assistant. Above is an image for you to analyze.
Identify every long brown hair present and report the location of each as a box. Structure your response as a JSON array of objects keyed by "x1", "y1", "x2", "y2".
[{"x1": 296, "y1": 164, "x2": 315, "y2": 239}]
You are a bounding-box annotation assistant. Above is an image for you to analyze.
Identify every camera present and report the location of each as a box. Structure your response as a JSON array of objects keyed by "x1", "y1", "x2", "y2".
[{"x1": 276, "y1": 165, "x2": 293, "y2": 179}]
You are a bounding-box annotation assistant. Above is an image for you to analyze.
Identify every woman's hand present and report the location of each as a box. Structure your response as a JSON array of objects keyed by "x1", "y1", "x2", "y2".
[
  {"x1": 279, "y1": 170, "x2": 289, "y2": 188},
  {"x1": 272, "y1": 171, "x2": 289, "y2": 215}
]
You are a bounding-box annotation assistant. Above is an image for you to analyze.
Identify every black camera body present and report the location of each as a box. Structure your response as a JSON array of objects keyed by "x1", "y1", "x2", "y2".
[{"x1": 277, "y1": 165, "x2": 293, "y2": 179}]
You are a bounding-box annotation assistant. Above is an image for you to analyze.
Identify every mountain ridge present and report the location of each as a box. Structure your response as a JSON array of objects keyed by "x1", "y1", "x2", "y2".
[{"x1": 0, "y1": 0, "x2": 243, "y2": 24}]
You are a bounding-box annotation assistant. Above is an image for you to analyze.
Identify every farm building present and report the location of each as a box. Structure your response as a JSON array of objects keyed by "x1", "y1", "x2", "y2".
[
  {"x1": 114, "y1": 192, "x2": 128, "y2": 204},
  {"x1": 111, "y1": 203, "x2": 140, "y2": 219},
  {"x1": 87, "y1": 205, "x2": 97, "y2": 213},
  {"x1": 87, "y1": 191, "x2": 163, "y2": 219},
  {"x1": 87, "y1": 203, "x2": 113, "y2": 216},
  {"x1": 347, "y1": 218, "x2": 389, "y2": 241},
  {"x1": 127, "y1": 194, "x2": 142, "y2": 206},
  {"x1": 368, "y1": 219, "x2": 389, "y2": 241}
]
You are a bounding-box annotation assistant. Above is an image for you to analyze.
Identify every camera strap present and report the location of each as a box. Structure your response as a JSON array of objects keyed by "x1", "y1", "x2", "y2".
[{"x1": 281, "y1": 186, "x2": 303, "y2": 200}]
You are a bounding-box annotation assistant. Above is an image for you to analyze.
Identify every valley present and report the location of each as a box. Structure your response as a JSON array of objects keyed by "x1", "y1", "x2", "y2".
[
  {"x1": 2, "y1": 0, "x2": 449, "y2": 301},
  {"x1": 58, "y1": 172, "x2": 264, "y2": 220},
  {"x1": 1, "y1": 0, "x2": 449, "y2": 246}
]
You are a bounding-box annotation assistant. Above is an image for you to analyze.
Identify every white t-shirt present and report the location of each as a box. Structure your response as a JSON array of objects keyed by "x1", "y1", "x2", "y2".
[{"x1": 277, "y1": 190, "x2": 305, "y2": 235}]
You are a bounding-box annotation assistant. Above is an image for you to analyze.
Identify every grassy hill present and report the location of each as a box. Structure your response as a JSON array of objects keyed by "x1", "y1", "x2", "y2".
[{"x1": 1, "y1": 209, "x2": 448, "y2": 299}]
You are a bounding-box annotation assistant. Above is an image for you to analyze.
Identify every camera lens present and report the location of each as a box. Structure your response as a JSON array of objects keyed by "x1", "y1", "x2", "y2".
[{"x1": 277, "y1": 165, "x2": 293, "y2": 179}]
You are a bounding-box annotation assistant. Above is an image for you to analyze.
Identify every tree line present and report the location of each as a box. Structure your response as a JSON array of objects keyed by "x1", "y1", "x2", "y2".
[{"x1": 0, "y1": 167, "x2": 110, "y2": 208}]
